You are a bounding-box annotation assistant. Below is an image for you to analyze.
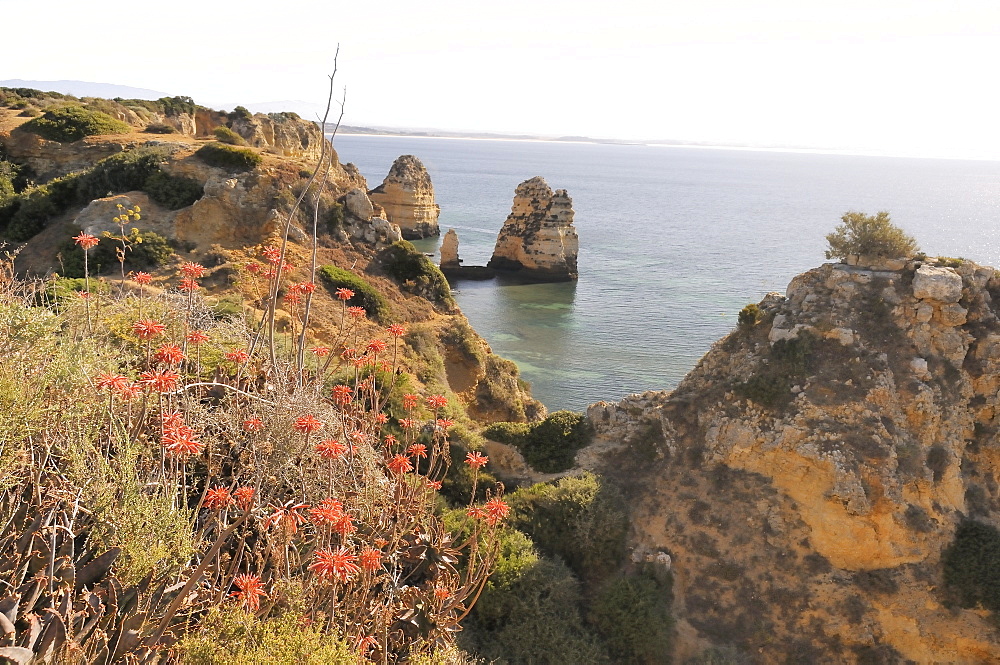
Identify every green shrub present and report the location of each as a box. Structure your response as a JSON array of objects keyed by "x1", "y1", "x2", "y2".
[
  {"x1": 144, "y1": 122, "x2": 176, "y2": 134},
  {"x1": 738, "y1": 302, "x2": 762, "y2": 330},
  {"x1": 157, "y1": 95, "x2": 197, "y2": 116},
  {"x1": 143, "y1": 170, "x2": 203, "y2": 209},
  {"x1": 213, "y1": 126, "x2": 248, "y2": 145},
  {"x1": 461, "y1": 530, "x2": 609, "y2": 664},
  {"x1": 590, "y1": 573, "x2": 674, "y2": 663},
  {"x1": 326, "y1": 201, "x2": 344, "y2": 233},
  {"x1": 77, "y1": 147, "x2": 166, "y2": 200},
  {"x1": 229, "y1": 105, "x2": 253, "y2": 122},
  {"x1": 59, "y1": 229, "x2": 173, "y2": 278},
  {"x1": 482, "y1": 421, "x2": 531, "y2": 445},
  {"x1": 509, "y1": 472, "x2": 627, "y2": 581},
  {"x1": 21, "y1": 105, "x2": 130, "y2": 142},
  {"x1": 485, "y1": 410, "x2": 590, "y2": 473},
  {"x1": 378, "y1": 240, "x2": 455, "y2": 306},
  {"x1": 18, "y1": 108, "x2": 39, "y2": 117},
  {"x1": 943, "y1": 520, "x2": 1000, "y2": 613},
  {"x1": 4, "y1": 184, "x2": 58, "y2": 240},
  {"x1": 734, "y1": 333, "x2": 812, "y2": 408},
  {"x1": 318, "y1": 265, "x2": 391, "y2": 322},
  {"x1": 825, "y1": 211, "x2": 919, "y2": 261},
  {"x1": 195, "y1": 142, "x2": 263, "y2": 171}
]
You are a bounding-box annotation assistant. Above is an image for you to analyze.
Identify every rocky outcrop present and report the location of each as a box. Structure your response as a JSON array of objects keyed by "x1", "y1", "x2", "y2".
[
  {"x1": 582, "y1": 257, "x2": 1000, "y2": 663},
  {"x1": 487, "y1": 176, "x2": 578, "y2": 281},
  {"x1": 229, "y1": 112, "x2": 326, "y2": 161},
  {"x1": 440, "y1": 229, "x2": 461, "y2": 269},
  {"x1": 333, "y1": 188, "x2": 402, "y2": 249},
  {"x1": 368, "y1": 155, "x2": 440, "y2": 239}
]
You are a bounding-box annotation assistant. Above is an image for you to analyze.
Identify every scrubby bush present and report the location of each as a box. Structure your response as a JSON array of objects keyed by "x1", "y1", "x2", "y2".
[
  {"x1": 213, "y1": 125, "x2": 248, "y2": 145},
  {"x1": 77, "y1": 147, "x2": 166, "y2": 200},
  {"x1": 195, "y1": 142, "x2": 263, "y2": 171},
  {"x1": 590, "y1": 573, "x2": 674, "y2": 663},
  {"x1": 143, "y1": 170, "x2": 204, "y2": 209},
  {"x1": 378, "y1": 240, "x2": 455, "y2": 306},
  {"x1": 738, "y1": 302, "x2": 762, "y2": 330},
  {"x1": 144, "y1": 122, "x2": 176, "y2": 134},
  {"x1": 943, "y1": 519, "x2": 1000, "y2": 613},
  {"x1": 825, "y1": 211, "x2": 919, "y2": 261},
  {"x1": 59, "y1": 229, "x2": 173, "y2": 277},
  {"x1": 3, "y1": 184, "x2": 59, "y2": 240},
  {"x1": 485, "y1": 410, "x2": 590, "y2": 472},
  {"x1": 229, "y1": 105, "x2": 253, "y2": 122},
  {"x1": 508, "y1": 472, "x2": 627, "y2": 581},
  {"x1": 318, "y1": 265, "x2": 392, "y2": 322},
  {"x1": 157, "y1": 95, "x2": 197, "y2": 116},
  {"x1": 735, "y1": 333, "x2": 812, "y2": 408},
  {"x1": 21, "y1": 105, "x2": 130, "y2": 142},
  {"x1": 326, "y1": 201, "x2": 344, "y2": 233}
]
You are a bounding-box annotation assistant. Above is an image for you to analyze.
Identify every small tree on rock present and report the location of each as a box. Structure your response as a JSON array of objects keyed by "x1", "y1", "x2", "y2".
[{"x1": 825, "y1": 211, "x2": 919, "y2": 261}]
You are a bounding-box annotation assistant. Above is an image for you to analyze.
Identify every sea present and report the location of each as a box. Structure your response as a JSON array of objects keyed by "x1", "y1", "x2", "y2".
[{"x1": 334, "y1": 134, "x2": 1000, "y2": 412}]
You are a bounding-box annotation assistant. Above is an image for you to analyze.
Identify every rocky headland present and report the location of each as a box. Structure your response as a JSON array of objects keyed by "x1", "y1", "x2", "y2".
[
  {"x1": 569, "y1": 256, "x2": 1000, "y2": 662},
  {"x1": 368, "y1": 154, "x2": 440, "y2": 239},
  {"x1": 487, "y1": 176, "x2": 578, "y2": 281}
]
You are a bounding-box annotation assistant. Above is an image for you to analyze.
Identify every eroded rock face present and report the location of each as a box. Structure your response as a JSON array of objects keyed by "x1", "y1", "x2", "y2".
[
  {"x1": 584, "y1": 258, "x2": 1000, "y2": 663},
  {"x1": 487, "y1": 176, "x2": 578, "y2": 281},
  {"x1": 230, "y1": 113, "x2": 326, "y2": 161},
  {"x1": 440, "y1": 229, "x2": 461, "y2": 269},
  {"x1": 368, "y1": 155, "x2": 440, "y2": 239}
]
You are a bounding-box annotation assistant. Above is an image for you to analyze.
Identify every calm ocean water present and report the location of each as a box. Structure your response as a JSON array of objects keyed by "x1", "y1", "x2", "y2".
[{"x1": 335, "y1": 135, "x2": 1000, "y2": 412}]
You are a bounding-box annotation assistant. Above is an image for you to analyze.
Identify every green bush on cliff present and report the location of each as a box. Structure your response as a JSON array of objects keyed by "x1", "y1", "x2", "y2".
[
  {"x1": 738, "y1": 302, "x2": 763, "y2": 330},
  {"x1": 590, "y1": 573, "x2": 674, "y2": 662},
  {"x1": 77, "y1": 147, "x2": 166, "y2": 200},
  {"x1": 195, "y1": 142, "x2": 263, "y2": 171},
  {"x1": 378, "y1": 240, "x2": 455, "y2": 307},
  {"x1": 213, "y1": 126, "x2": 248, "y2": 145},
  {"x1": 825, "y1": 211, "x2": 919, "y2": 260},
  {"x1": 943, "y1": 519, "x2": 1000, "y2": 613},
  {"x1": 508, "y1": 472, "x2": 627, "y2": 582},
  {"x1": 318, "y1": 265, "x2": 391, "y2": 322},
  {"x1": 144, "y1": 123, "x2": 176, "y2": 134},
  {"x1": 485, "y1": 410, "x2": 590, "y2": 472},
  {"x1": 143, "y1": 171, "x2": 204, "y2": 209},
  {"x1": 21, "y1": 105, "x2": 130, "y2": 142},
  {"x1": 735, "y1": 333, "x2": 812, "y2": 408},
  {"x1": 58, "y1": 229, "x2": 173, "y2": 278}
]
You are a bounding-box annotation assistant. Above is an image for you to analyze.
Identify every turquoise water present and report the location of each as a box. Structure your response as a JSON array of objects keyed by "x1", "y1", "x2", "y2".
[{"x1": 335, "y1": 135, "x2": 1000, "y2": 411}]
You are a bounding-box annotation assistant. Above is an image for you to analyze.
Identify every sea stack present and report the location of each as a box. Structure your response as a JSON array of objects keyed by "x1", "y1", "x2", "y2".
[
  {"x1": 440, "y1": 229, "x2": 461, "y2": 269},
  {"x1": 487, "y1": 176, "x2": 578, "y2": 281},
  {"x1": 368, "y1": 155, "x2": 440, "y2": 239}
]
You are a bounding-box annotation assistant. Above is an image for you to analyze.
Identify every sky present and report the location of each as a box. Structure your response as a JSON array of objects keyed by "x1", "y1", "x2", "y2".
[{"x1": 4, "y1": 0, "x2": 1000, "y2": 158}]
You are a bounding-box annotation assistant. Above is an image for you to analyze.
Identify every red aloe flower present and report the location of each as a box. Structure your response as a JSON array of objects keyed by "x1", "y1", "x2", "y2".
[
  {"x1": 264, "y1": 502, "x2": 309, "y2": 536},
  {"x1": 309, "y1": 547, "x2": 360, "y2": 583},
  {"x1": 407, "y1": 444, "x2": 428, "y2": 459},
  {"x1": 386, "y1": 324, "x2": 406, "y2": 338},
  {"x1": 402, "y1": 394, "x2": 420, "y2": 410},
  {"x1": 332, "y1": 512, "x2": 356, "y2": 538},
  {"x1": 246, "y1": 262, "x2": 261, "y2": 275},
  {"x1": 331, "y1": 384, "x2": 353, "y2": 406},
  {"x1": 284, "y1": 292, "x2": 302, "y2": 305},
  {"x1": 133, "y1": 271, "x2": 152, "y2": 285},
  {"x1": 346, "y1": 306, "x2": 366, "y2": 319},
  {"x1": 466, "y1": 506, "x2": 486, "y2": 520},
  {"x1": 163, "y1": 424, "x2": 202, "y2": 457},
  {"x1": 132, "y1": 319, "x2": 166, "y2": 340},
  {"x1": 204, "y1": 487, "x2": 234, "y2": 510},
  {"x1": 261, "y1": 246, "x2": 281, "y2": 264},
  {"x1": 293, "y1": 414, "x2": 323, "y2": 434},
  {"x1": 426, "y1": 479, "x2": 443, "y2": 491},
  {"x1": 233, "y1": 486, "x2": 255, "y2": 510},
  {"x1": 186, "y1": 330, "x2": 210, "y2": 345},
  {"x1": 73, "y1": 233, "x2": 99, "y2": 250},
  {"x1": 297, "y1": 281, "x2": 316, "y2": 293},
  {"x1": 315, "y1": 439, "x2": 347, "y2": 460},
  {"x1": 383, "y1": 434, "x2": 397, "y2": 446},
  {"x1": 309, "y1": 498, "x2": 345, "y2": 527},
  {"x1": 310, "y1": 346, "x2": 330, "y2": 357},
  {"x1": 243, "y1": 417, "x2": 264, "y2": 432},
  {"x1": 115, "y1": 381, "x2": 143, "y2": 400},
  {"x1": 374, "y1": 412, "x2": 389, "y2": 424},
  {"x1": 464, "y1": 451, "x2": 489, "y2": 469},
  {"x1": 231, "y1": 573, "x2": 267, "y2": 612},
  {"x1": 366, "y1": 338, "x2": 388, "y2": 355},
  {"x1": 426, "y1": 394, "x2": 448, "y2": 410},
  {"x1": 225, "y1": 348, "x2": 250, "y2": 364},
  {"x1": 436, "y1": 418, "x2": 455, "y2": 430},
  {"x1": 484, "y1": 497, "x2": 511, "y2": 526},
  {"x1": 335, "y1": 288, "x2": 354, "y2": 301},
  {"x1": 154, "y1": 344, "x2": 186, "y2": 365},
  {"x1": 95, "y1": 372, "x2": 130, "y2": 392},
  {"x1": 387, "y1": 454, "x2": 413, "y2": 475},
  {"x1": 141, "y1": 369, "x2": 180, "y2": 393},
  {"x1": 178, "y1": 278, "x2": 199, "y2": 292},
  {"x1": 398, "y1": 418, "x2": 417, "y2": 430},
  {"x1": 179, "y1": 262, "x2": 207, "y2": 279},
  {"x1": 359, "y1": 546, "x2": 383, "y2": 572}
]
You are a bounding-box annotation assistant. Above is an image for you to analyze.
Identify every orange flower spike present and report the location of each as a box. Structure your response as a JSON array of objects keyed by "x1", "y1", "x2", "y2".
[
  {"x1": 407, "y1": 443, "x2": 428, "y2": 459},
  {"x1": 73, "y1": 233, "x2": 99, "y2": 250},
  {"x1": 484, "y1": 497, "x2": 511, "y2": 526},
  {"x1": 154, "y1": 344, "x2": 186, "y2": 365},
  {"x1": 225, "y1": 348, "x2": 250, "y2": 364},
  {"x1": 231, "y1": 573, "x2": 267, "y2": 612},
  {"x1": 133, "y1": 271, "x2": 152, "y2": 285},
  {"x1": 186, "y1": 330, "x2": 210, "y2": 345},
  {"x1": 359, "y1": 546, "x2": 383, "y2": 572},
  {"x1": 140, "y1": 369, "x2": 180, "y2": 393},
  {"x1": 315, "y1": 439, "x2": 347, "y2": 460},
  {"x1": 292, "y1": 414, "x2": 324, "y2": 435},
  {"x1": 311, "y1": 346, "x2": 330, "y2": 357},
  {"x1": 309, "y1": 547, "x2": 360, "y2": 583},
  {"x1": 233, "y1": 487, "x2": 255, "y2": 510},
  {"x1": 243, "y1": 417, "x2": 264, "y2": 432},
  {"x1": 402, "y1": 393, "x2": 420, "y2": 410},
  {"x1": 178, "y1": 262, "x2": 207, "y2": 279},
  {"x1": 132, "y1": 319, "x2": 166, "y2": 340},
  {"x1": 178, "y1": 278, "x2": 199, "y2": 292},
  {"x1": 204, "y1": 487, "x2": 234, "y2": 510},
  {"x1": 335, "y1": 287, "x2": 355, "y2": 301},
  {"x1": 387, "y1": 454, "x2": 413, "y2": 475},
  {"x1": 386, "y1": 324, "x2": 406, "y2": 338},
  {"x1": 426, "y1": 394, "x2": 449, "y2": 410},
  {"x1": 346, "y1": 306, "x2": 366, "y2": 319},
  {"x1": 464, "y1": 451, "x2": 489, "y2": 469},
  {"x1": 366, "y1": 338, "x2": 388, "y2": 355},
  {"x1": 331, "y1": 384, "x2": 353, "y2": 406}
]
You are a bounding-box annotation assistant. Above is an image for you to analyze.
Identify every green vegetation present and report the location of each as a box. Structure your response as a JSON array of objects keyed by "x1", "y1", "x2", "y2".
[
  {"x1": 59, "y1": 229, "x2": 173, "y2": 278},
  {"x1": 590, "y1": 573, "x2": 674, "y2": 662},
  {"x1": 229, "y1": 105, "x2": 254, "y2": 122},
  {"x1": 943, "y1": 520, "x2": 1000, "y2": 613},
  {"x1": 144, "y1": 122, "x2": 176, "y2": 134},
  {"x1": 318, "y1": 265, "x2": 392, "y2": 322},
  {"x1": 508, "y1": 473, "x2": 627, "y2": 581},
  {"x1": 213, "y1": 125, "x2": 248, "y2": 145},
  {"x1": 21, "y1": 105, "x2": 130, "y2": 142},
  {"x1": 379, "y1": 240, "x2": 455, "y2": 306},
  {"x1": 735, "y1": 333, "x2": 812, "y2": 408},
  {"x1": 484, "y1": 410, "x2": 591, "y2": 472},
  {"x1": 143, "y1": 170, "x2": 204, "y2": 209},
  {"x1": 825, "y1": 210, "x2": 919, "y2": 261},
  {"x1": 195, "y1": 142, "x2": 263, "y2": 171},
  {"x1": 738, "y1": 302, "x2": 763, "y2": 330}
]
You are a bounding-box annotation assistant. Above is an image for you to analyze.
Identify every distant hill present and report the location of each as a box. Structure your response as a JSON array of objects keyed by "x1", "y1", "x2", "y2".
[{"x1": 0, "y1": 79, "x2": 170, "y2": 100}]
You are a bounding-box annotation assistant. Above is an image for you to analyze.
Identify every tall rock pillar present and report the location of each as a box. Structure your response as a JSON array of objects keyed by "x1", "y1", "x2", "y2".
[{"x1": 368, "y1": 155, "x2": 440, "y2": 239}]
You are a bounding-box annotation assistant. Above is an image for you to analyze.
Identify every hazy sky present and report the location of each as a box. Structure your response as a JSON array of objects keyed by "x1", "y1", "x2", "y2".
[{"x1": 5, "y1": 0, "x2": 1000, "y2": 158}]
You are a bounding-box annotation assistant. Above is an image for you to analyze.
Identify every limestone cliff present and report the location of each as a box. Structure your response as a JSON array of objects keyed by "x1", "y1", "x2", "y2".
[
  {"x1": 229, "y1": 112, "x2": 326, "y2": 161},
  {"x1": 487, "y1": 176, "x2": 578, "y2": 281},
  {"x1": 368, "y1": 155, "x2": 440, "y2": 239},
  {"x1": 440, "y1": 228, "x2": 461, "y2": 269},
  {"x1": 582, "y1": 257, "x2": 1000, "y2": 663}
]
